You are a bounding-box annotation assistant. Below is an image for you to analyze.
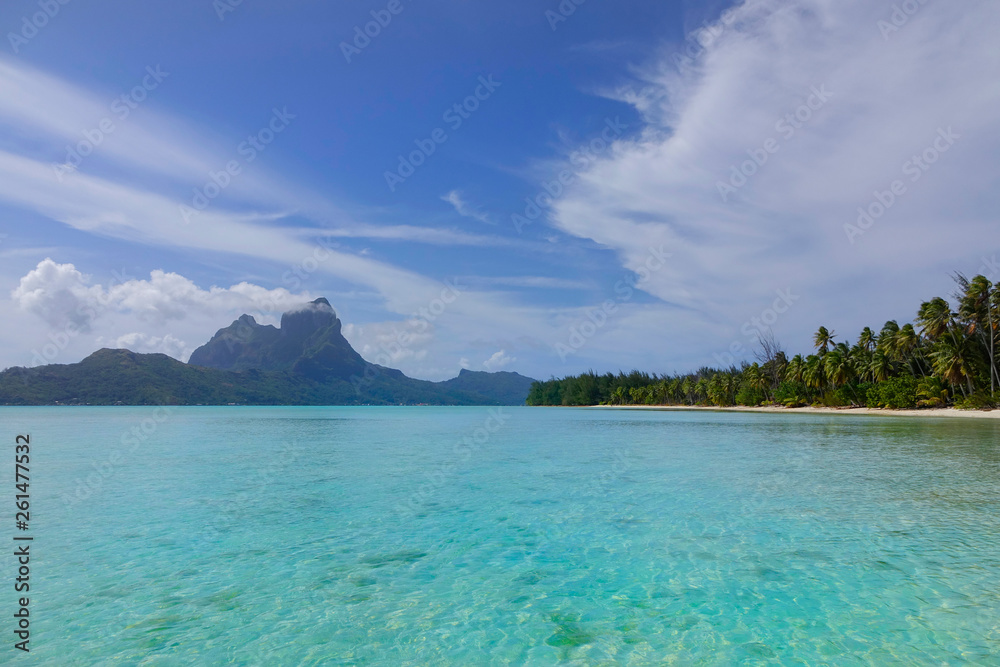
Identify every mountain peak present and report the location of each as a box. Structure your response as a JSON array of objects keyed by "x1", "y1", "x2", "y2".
[
  {"x1": 280, "y1": 297, "x2": 339, "y2": 342},
  {"x1": 189, "y1": 298, "x2": 364, "y2": 380}
]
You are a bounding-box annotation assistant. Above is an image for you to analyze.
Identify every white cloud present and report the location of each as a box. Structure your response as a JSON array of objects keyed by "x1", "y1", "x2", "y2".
[
  {"x1": 310, "y1": 224, "x2": 525, "y2": 248},
  {"x1": 483, "y1": 349, "x2": 516, "y2": 371},
  {"x1": 12, "y1": 258, "x2": 314, "y2": 332},
  {"x1": 0, "y1": 57, "x2": 333, "y2": 217},
  {"x1": 465, "y1": 276, "x2": 591, "y2": 290},
  {"x1": 550, "y1": 0, "x2": 1000, "y2": 352},
  {"x1": 10, "y1": 259, "x2": 105, "y2": 330},
  {"x1": 441, "y1": 190, "x2": 493, "y2": 225},
  {"x1": 341, "y1": 320, "x2": 433, "y2": 366},
  {"x1": 96, "y1": 332, "x2": 190, "y2": 359}
]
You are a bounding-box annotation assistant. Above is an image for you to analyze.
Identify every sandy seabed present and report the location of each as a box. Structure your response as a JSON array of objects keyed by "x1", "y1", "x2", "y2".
[{"x1": 589, "y1": 404, "x2": 1000, "y2": 419}]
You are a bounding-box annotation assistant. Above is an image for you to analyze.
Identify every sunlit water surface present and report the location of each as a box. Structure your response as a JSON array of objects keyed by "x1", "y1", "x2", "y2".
[{"x1": 7, "y1": 406, "x2": 1000, "y2": 664}]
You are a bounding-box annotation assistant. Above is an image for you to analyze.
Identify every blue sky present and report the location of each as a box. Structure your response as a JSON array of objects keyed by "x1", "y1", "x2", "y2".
[{"x1": 1, "y1": 0, "x2": 999, "y2": 380}]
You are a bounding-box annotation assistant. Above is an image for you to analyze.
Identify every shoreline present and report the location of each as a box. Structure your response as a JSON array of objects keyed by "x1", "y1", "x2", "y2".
[{"x1": 588, "y1": 404, "x2": 1000, "y2": 419}]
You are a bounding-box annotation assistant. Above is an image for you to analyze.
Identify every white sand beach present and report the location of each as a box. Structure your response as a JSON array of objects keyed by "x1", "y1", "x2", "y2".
[{"x1": 589, "y1": 404, "x2": 1000, "y2": 419}]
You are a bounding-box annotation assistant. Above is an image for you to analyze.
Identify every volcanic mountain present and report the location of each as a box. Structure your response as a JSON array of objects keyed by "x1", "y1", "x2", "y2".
[
  {"x1": 0, "y1": 299, "x2": 536, "y2": 406},
  {"x1": 188, "y1": 298, "x2": 368, "y2": 381}
]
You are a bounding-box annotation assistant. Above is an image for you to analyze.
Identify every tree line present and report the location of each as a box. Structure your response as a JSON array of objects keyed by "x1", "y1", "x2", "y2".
[{"x1": 527, "y1": 273, "x2": 999, "y2": 410}]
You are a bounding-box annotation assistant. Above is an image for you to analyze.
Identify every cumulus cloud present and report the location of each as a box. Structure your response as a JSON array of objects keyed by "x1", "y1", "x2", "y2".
[
  {"x1": 341, "y1": 320, "x2": 434, "y2": 366},
  {"x1": 12, "y1": 258, "x2": 314, "y2": 331},
  {"x1": 10, "y1": 259, "x2": 105, "y2": 330},
  {"x1": 483, "y1": 349, "x2": 516, "y2": 371}
]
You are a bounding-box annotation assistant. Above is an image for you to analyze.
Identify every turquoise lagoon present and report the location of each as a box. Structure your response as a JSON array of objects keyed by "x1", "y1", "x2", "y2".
[{"x1": 6, "y1": 406, "x2": 1000, "y2": 664}]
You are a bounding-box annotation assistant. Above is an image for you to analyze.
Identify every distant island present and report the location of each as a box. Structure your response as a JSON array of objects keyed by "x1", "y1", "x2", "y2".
[
  {"x1": 0, "y1": 298, "x2": 535, "y2": 406},
  {"x1": 528, "y1": 273, "x2": 999, "y2": 411}
]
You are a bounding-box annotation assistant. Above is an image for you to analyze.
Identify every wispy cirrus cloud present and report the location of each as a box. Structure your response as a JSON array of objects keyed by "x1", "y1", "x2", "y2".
[
  {"x1": 550, "y1": 0, "x2": 1000, "y2": 352},
  {"x1": 0, "y1": 56, "x2": 548, "y2": 322},
  {"x1": 441, "y1": 190, "x2": 493, "y2": 225}
]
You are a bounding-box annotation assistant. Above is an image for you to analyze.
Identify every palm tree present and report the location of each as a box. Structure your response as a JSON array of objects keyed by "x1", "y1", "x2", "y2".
[
  {"x1": 930, "y1": 330, "x2": 976, "y2": 396},
  {"x1": 786, "y1": 355, "x2": 805, "y2": 384},
  {"x1": 694, "y1": 378, "x2": 708, "y2": 404},
  {"x1": 955, "y1": 274, "x2": 997, "y2": 393},
  {"x1": 813, "y1": 326, "x2": 836, "y2": 356},
  {"x1": 853, "y1": 347, "x2": 874, "y2": 381},
  {"x1": 858, "y1": 327, "x2": 876, "y2": 352},
  {"x1": 824, "y1": 347, "x2": 852, "y2": 389},
  {"x1": 868, "y1": 350, "x2": 892, "y2": 383},
  {"x1": 803, "y1": 355, "x2": 825, "y2": 391},
  {"x1": 877, "y1": 321, "x2": 900, "y2": 357},
  {"x1": 894, "y1": 323, "x2": 925, "y2": 377},
  {"x1": 681, "y1": 378, "x2": 693, "y2": 405},
  {"x1": 917, "y1": 297, "x2": 953, "y2": 341}
]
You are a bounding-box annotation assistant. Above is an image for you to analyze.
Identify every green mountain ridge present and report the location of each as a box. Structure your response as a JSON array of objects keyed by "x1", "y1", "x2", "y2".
[{"x1": 0, "y1": 299, "x2": 536, "y2": 406}]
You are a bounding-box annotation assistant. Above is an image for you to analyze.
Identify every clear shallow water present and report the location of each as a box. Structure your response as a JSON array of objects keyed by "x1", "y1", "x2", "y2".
[{"x1": 6, "y1": 406, "x2": 1000, "y2": 664}]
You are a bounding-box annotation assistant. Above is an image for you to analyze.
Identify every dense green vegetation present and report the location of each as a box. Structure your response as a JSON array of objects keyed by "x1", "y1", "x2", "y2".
[
  {"x1": 0, "y1": 349, "x2": 535, "y2": 406},
  {"x1": 0, "y1": 297, "x2": 537, "y2": 406},
  {"x1": 528, "y1": 274, "x2": 1000, "y2": 410}
]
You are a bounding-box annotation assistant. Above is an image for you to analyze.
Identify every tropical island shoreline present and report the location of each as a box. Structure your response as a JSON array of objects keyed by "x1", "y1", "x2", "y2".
[{"x1": 588, "y1": 404, "x2": 1000, "y2": 419}]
